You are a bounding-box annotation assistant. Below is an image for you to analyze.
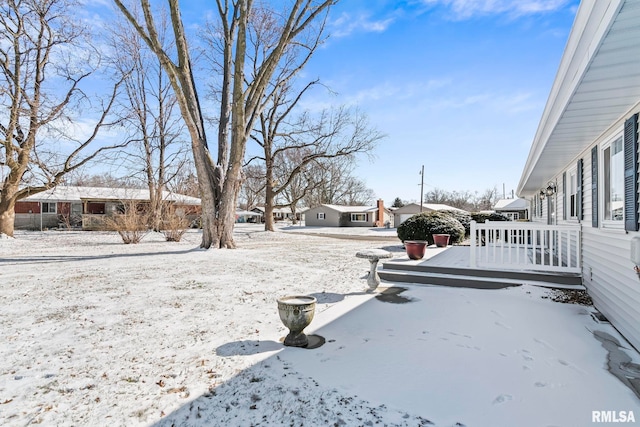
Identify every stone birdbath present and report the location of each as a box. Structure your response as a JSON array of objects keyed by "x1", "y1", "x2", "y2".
[
  {"x1": 356, "y1": 249, "x2": 393, "y2": 291},
  {"x1": 277, "y1": 295, "x2": 317, "y2": 347}
]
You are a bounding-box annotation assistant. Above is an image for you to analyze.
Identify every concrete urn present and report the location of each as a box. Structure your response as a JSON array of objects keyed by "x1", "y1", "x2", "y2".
[{"x1": 277, "y1": 295, "x2": 317, "y2": 347}]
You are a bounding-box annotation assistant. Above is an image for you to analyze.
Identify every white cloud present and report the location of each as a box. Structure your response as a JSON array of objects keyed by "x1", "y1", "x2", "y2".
[
  {"x1": 420, "y1": 0, "x2": 571, "y2": 19},
  {"x1": 330, "y1": 12, "x2": 396, "y2": 38}
]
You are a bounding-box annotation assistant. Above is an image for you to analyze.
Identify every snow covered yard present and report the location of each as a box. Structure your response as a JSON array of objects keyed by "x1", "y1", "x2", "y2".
[{"x1": 1, "y1": 225, "x2": 639, "y2": 426}]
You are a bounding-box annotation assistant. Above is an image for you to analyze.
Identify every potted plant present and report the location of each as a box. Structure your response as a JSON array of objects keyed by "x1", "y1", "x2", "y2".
[
  {"x1": 397, "y1": 212, "x2": 465, "y2": 259},
  {"x1": 433, "y1": 234, "x2": 450, "y2": 247},
  {"x1": 403, "y1": 240, "x2": 427, "y2": 259}
]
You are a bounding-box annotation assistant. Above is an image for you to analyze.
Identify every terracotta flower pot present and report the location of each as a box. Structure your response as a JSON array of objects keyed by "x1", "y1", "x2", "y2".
[
  {"x1": 433, "y1": 234, "x2": 450, "y2": 247},
  {"x1": 404, "y1": 240, "x2": 427, "y2": 260}
]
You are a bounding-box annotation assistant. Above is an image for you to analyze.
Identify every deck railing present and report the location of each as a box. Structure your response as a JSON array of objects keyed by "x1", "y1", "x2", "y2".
[{"x1": 469, "y1": 220, "x2": 582, "y2": 273}]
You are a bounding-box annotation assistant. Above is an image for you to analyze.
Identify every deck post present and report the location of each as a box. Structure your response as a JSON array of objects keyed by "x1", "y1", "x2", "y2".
[{"x1": 470, "y1": 220, "x2": 477, "y2": 268}]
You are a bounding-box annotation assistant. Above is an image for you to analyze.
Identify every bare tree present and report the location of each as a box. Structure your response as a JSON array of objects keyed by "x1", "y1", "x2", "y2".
[
  {"x1": 239, "y1": 163, "x2": 265, "y2": 210},
  {"x1": 424, "y1": 186, "x2": 499, "y2": 211},
  {"x1": 251, "y1": 101, "x2": 383, "y2": 230},
  {"x1": 275, "y1": 149, "x2": 323, "y2": 224},
  {"x1": 0, "y1": 0, "x2": 125, "y2": 237},
  {"x1": 475, "y1": 186, "x2": 499, "y2": 211},
  {"x1": 169, "y1": 164, "x2": 199, "y2": 198},
  {"x1": 424, "y1": 188, "x2": 451, "y2": 205},
  {"x1": 109, "y1": 10, "x2": 188, "y2": 231},
  {"x1": 114, "y1": 0, "x2": 220, "y2": 247},
  {"x1": 116, "y1": 0, "x2": 336, "y2": 248},
  {"x1": 303, "y1": 157, "x2": 375, "y2": 207}
]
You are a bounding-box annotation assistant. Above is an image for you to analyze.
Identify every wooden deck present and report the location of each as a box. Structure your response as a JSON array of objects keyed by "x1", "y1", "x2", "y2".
[{"x1": 379, "y1": 245, "x2": 583, "y2": 290}]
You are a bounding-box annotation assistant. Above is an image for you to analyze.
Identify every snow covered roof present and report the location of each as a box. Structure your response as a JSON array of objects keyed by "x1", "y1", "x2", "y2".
[
  {"x1": 251, "y1": 206, "x2": 309, "y2": 214},
  {"x1": 422, "y1": 203, "x2": 466, "y2": 212},
  {"x1": 320, "y1": 204, "x2": 378, "y2": 213},
  {"x1": 22, "y1": 186, "x2": 201, "y2": 205},
  {"x1": 493, "y1": 198, "x2": 528, "y2": 211}
]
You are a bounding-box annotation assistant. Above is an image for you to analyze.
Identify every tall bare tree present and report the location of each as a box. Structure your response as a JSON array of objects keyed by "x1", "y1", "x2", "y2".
[
  {"x1": 109, "y1": 11, "x2": 188, "y2": 231},
  {"x1": 116, "y1": 0, "x2": 336, "y2": 248},
  {"x1": 114, "y1": 0, "x2": 220, "y2": 247},
  {"x1": 252, "y1": 102, "x2": 383, "y2": 230},
  {"x1": 0, "y1": 0, "x2": 124, "y2": 237}
]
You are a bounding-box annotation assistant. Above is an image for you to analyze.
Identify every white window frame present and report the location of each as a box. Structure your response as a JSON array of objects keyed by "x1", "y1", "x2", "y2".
[
  {"x1": 350, "y1": 213, "x2": 367, "y2": 222},
  {"x1": 317, "y1": 212, "x2": 325, "y2": 220},
  {"x1": 601, "y1": 133, "x2": 625, "y2": 229},
  {"x1": 41, "y1": 202, "x2": 56, "y2": 214}
]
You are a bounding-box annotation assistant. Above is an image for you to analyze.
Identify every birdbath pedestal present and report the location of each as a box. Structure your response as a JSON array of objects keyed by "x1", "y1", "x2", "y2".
[{"x1": 356, "y1": 249, "x2": 393, "y2": 291}]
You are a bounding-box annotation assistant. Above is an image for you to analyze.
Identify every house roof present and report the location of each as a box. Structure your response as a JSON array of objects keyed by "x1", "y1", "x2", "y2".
[
  {"x1": 493, "y1": 198, "x2": 528, "y2": 211},
  {"x1": 251, "y1": 206, "x2": 309, "y2": 214},
  {"x1": 393, "y1": 203, "x2": 467, "y2": 213},
  {"x1": 22, "y1": 186, "x2": 201, "y2": 205},
  {"x1": 320, "y1": 204, "x2": 378, "y2": 213},
  {"x1": 518, "y1": 0, "x2": 640, "y2": 196}
]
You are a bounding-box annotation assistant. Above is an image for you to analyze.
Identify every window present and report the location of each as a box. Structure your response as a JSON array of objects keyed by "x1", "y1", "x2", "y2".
[
  {"x1": 603, "y1": 136, "x2": 624, "y2": 222},
  {"x1": 505, "y1": 212, "x2": 519, "y2": 221},
  {"x1": 41, "y1": 202, "x2": 56, "y2": 213},
  {"x1": 317, "y1": 212, "x2": 325, "y2": 220},
  {"x1": 350, "y1": 213, "x2": 367, "y2": 222},
  {"x1": 568, "y1": 169, "x2": 578, "y2": 218}
]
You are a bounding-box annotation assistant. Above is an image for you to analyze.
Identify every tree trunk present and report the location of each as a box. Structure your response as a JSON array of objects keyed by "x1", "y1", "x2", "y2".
[
  {"x1": 0, "y1": 196, "x2": 16, "y2": 237},
  {"x1": 264, "y1": 186, "x2": 275, "y2": 232},
  {"x1": 191, "y1": 134, "x2": 219, "y2": 249}
]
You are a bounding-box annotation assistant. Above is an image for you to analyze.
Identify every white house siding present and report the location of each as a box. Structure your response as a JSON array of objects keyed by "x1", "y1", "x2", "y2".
[
  {"x1": 534, "y1": 111, "x2": 640, "y2": 352},
  {"x1": 582, "y1": 226, "x2": 640, "y2": 352}
]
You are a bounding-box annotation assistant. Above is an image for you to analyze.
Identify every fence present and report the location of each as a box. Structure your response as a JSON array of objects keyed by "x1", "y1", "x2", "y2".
[{"x1": 469, "y1": 220, "x2": 582, "y2": 273}]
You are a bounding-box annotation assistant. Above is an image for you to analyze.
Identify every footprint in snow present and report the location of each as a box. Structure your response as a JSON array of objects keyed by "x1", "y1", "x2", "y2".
[
  {"x1": 493, "y1": 394, "x2": 513, "y2": 404},
  {"x1": 494, "y1": 321, "x2": 512, "y2": 330},
  {"x1": 534, "y1": 337, "x2": 555, "y2": 350}
]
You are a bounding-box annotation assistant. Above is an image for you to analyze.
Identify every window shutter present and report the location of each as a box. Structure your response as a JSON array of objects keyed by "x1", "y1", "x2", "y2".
[
  {"x1": 624, "y1": 113, "x2": 639, "y2": 232},
  {"x1": 562, "y1": 172, "x2": 567, "y2": 220},
  {"x1": 591, "y1": 146, "x2": 598, "y2": 228},
  {"x1": 577, "y1": 158, "x2": 583, "y2": 220}
]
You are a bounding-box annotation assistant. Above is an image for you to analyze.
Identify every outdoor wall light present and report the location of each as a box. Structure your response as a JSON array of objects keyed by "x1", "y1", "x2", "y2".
[
  {"x1": 539, "y1": 189, "x2": 546, "y2": 200},
  {"x1": 545, "y1": 182, "x2": 557, "y2": 196}
]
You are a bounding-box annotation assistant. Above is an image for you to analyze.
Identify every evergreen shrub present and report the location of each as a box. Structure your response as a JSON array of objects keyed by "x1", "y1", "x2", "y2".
[{"x1": 397, "y1": 211, "x2": 465, "y2": 245}]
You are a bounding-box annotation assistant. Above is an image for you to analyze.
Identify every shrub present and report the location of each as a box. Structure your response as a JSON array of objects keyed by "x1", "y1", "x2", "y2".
[
  {"x1": 440, "y1": 210, "x2": 472, "y2": 237},
  {"x1": 104, "y1": 201, "x2": 149, "y2": 244},
  {"x1": 397, "y1": 211, "x2": 465, "y2": 245},
  {"x1": 471, "y1": 212, "x2": 510, "y2": 223},
  {"x1": 161, "y1": 214, "x2": 190, "y2": 242}
]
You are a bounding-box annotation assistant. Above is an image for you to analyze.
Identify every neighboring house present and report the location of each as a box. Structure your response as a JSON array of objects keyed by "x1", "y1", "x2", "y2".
[
  {"x1": 517, "y1": 1, "x2": 640, "y2": 350},
  {"x1": 393, "y1": 203, "x2": 466, "y2": 226},
  {"x1": 14, "y1": 186, "x2": 201, "y2": 230},
  {"x1": 235, "y1": 210, "x2": 262, "y2": 223},
  {"x1": 305, "y1": 200, "x2": 392, "y2": 227},
  {"x1": 251, "y1": 206, "x2": 307, "y2": 222},
  {"x1": 493, "y1": 198, "x2": 529, "y2": 221}
]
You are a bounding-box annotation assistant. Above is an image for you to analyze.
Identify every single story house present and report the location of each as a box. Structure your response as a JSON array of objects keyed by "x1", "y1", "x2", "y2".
[
  {"x1": 250, "y1": 206, "x2": 308, "y2": 222},
  {"x1": 14, "y1": 186, "x2": 201, "y2": 230},
  {"x1": 492, "y1": 198, "x2": 529, "y2": 221},
  {"x1": 518, "y1": 0, "x2": 640, "y2": 351},
  {"x1": 392, "y1": 203, "x2": 466, "y2": 226},
  {"x1": 305, "y1": 200, "x2": 392, "y2": 228},
  {"x1": 235, "y1": 210, "x2": 262, "y2": 223}
]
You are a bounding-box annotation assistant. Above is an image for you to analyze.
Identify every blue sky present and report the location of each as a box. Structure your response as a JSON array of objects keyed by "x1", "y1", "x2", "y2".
[
  {"x1": 284, "y1": 0, "x2": 580, "y2": 205},
  {"x1": 87, "y1": 0, "x2": 579, "y2": 206}
]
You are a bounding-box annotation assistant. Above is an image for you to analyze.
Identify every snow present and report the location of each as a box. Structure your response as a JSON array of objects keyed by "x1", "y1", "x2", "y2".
[{"x1": 1, "y1": 224, "x2": 639, "y2": 426}]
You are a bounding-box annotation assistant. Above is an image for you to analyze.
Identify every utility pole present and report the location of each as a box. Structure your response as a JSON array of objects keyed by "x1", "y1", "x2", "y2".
[{"x1": 420, "y1": 165, "x2": 424, "y2": 212}]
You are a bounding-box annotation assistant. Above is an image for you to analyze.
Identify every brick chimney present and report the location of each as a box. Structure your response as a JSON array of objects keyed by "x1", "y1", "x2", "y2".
[{"x1": 376, "y1": 199, "x2": 385, "y2": 227}]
